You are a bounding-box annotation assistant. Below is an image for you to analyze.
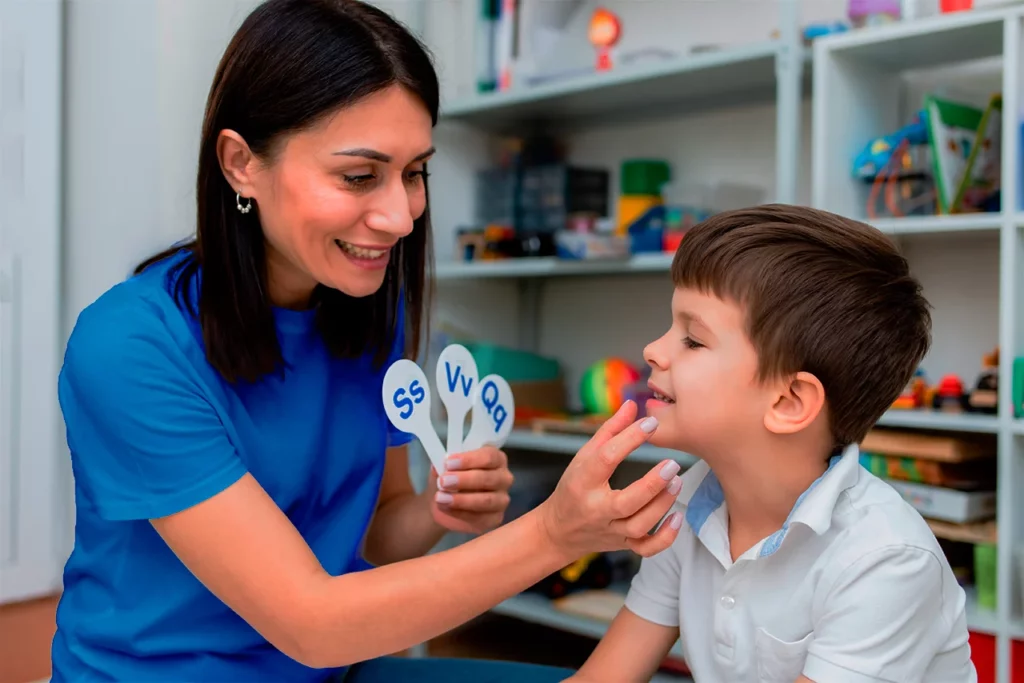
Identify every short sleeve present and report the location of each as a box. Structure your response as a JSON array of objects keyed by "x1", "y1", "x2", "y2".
[
  {"x1": 624, "y1": 536, "x2": 682, "y2": 627},
  {"x1": 59, "y1": 299, "x2": 247, "y2": 521},
  {"x1": 803, "y1": 546, "x2": 967, "y2": 683},
  {"x1": 385, "y1": 297, "x2": 414, "y2": 448}
]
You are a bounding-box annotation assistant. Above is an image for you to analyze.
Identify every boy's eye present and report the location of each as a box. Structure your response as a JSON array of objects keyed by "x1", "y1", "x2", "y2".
[{"x1": 683, "y1": 337, "x2": 704, "y2": 350}]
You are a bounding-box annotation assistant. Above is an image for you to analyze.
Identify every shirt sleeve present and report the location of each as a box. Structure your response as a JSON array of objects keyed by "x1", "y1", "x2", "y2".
[
  {"x1": 624, "y1": 534, "x2": 682, "y2": 627},
  {"x1": 385, "y1": 297, "x2": 414, "y2": 448},
  {"x1": 803, "y1": 545, "x2": 958, "y2": 683},
  {"x1": 59, "y1": 299, "x2": 248, "y2": 521}
]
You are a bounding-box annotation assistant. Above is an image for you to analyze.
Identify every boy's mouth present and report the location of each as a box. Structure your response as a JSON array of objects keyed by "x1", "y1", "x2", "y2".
[{"x1": 648, "y1": 382, "x2": 676, "y2": 404}]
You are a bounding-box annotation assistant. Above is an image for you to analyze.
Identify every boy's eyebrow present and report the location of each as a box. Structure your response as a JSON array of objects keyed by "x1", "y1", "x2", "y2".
[{"x1": 678, "y1": 310, "x2": 709, "y2": 328}]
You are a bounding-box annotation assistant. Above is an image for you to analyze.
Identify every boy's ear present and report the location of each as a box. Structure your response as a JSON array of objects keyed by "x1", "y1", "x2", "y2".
[{"x1": 764, "y1": 371, "x2": 826, "y2": 435}]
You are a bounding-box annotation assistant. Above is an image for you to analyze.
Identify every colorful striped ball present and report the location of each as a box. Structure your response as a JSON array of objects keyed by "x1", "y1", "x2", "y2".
[{"x1": 580, "y1": 358, "x2": 642, "y2": 415}]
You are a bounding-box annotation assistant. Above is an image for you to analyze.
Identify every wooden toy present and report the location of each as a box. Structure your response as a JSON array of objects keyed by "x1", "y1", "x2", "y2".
[{"x1": 966, "y1": 347, "x2": 999, "y2": 414}]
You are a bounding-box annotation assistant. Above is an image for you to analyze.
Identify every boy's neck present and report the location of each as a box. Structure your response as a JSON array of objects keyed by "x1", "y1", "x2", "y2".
[{"x1": 708, "y1": 435, "x2": 833, "y2": 561}]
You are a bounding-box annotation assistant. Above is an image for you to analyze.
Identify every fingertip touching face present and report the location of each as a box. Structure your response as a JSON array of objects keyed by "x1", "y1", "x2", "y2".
[
  {"x1": 642, "y1": 288, "x2": 770, "y2": 456},
  {"x1": 220, "y1": 85, "x2": 434, "y2": 307}
]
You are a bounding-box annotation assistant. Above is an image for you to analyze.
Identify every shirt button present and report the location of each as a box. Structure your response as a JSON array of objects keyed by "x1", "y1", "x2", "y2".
[{"x1": 720, "y1": 595, "x2": 736, "y2": 610}]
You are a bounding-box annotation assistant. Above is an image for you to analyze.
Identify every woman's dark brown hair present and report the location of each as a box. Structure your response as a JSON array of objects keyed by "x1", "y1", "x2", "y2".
[{"x1": 136, "y1": 0, "x2": 437, "y2": 383}]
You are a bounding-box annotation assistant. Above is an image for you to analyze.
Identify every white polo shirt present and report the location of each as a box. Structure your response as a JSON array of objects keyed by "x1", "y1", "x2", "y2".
[{"x1": 625, "y1": 444, "x2": 977, "y2": 683}]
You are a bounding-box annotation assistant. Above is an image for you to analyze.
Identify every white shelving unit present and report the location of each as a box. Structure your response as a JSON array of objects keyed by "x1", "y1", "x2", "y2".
[
  {"x1": 427, "y1": 2, "x2": 1024, "y2": 680},
  {"x1": 814, "y1": 8, "x2": 1022, "y2": 682}
]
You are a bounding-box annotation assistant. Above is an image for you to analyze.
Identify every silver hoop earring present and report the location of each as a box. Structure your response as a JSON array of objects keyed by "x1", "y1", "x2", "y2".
[{"x1": 236, "y1": 192, "x2": 253, "y2": 214}]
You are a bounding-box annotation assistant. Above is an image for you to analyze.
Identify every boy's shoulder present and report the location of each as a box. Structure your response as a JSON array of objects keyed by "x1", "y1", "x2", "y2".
[{"x1": 672, "y1": 447, "x2": 955, "y2": 580}]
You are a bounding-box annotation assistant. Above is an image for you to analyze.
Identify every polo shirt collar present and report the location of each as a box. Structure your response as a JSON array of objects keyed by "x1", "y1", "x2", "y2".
[{"x1": 678, "y1": 443, "x2": 862, "y2": 560}]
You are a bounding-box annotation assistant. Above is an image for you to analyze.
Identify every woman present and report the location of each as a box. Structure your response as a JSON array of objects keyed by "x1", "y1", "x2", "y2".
[{"x1": 52, "y1": 1, "x2": 685, "y2": 681}]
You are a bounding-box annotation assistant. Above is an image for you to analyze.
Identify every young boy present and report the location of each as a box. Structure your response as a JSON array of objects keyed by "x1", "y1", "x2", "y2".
[{"x1": 573, "y1": 205, "x2": 975, "y2": 683}]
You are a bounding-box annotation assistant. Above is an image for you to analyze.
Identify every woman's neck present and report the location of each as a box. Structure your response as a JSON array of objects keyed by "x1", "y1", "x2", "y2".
[{"x1": 265, "y1": 245, "x2": 317, "y2": 309}]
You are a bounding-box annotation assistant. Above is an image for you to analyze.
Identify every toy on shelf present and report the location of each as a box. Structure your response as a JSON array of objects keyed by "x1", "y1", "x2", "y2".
[
  {"x1": 966, "y1": 348, "x2": 999, "y2": 414},
  {"x1": 531, "y1": 552, "x2": 613, "y2": 599},
  {"x1": 580, "y1": 358, "x2": 642, "y2": 415},
  {"x1": 616, "y1": 159, "x2": 671, "y2": 237},
  {"x1": 852, "y1": 110, "x2": 935, "y2": 219},
  {"x1": 932, "y1": 374, "x2": 967, "y2": 413},
  {"x1": 892, "y1": 368, "x2": 929, "y2": 409},
  {"x1": 925, "y1": 94, "x2": 1002, "y2": 214},
  {"x1": 848, "y1": 0, "x2": 901, "y2": 27},
  {"x1": 588, "y1": 7, "x2": 621, "y2": 72}
]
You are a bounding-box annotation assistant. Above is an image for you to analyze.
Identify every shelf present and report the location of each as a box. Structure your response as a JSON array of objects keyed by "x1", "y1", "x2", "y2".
[
  {"x1": 494, "y1": 586, "x2": 997, "y2": 646},
  {"x1": 871, "y1": 213, "x2": 1003, "y2": 237},
  {"x1": 965, "y1": 587, "x2": 1001, "y2": 636},
  {"x1": 438, "y1": 423, "x2": 698, "y2": 467},
  {"x1": 491, "y1": 591, "x2": 686, "y2": 659},
  {"x1": 435, "y1": 253, "x2": 675, "y2": 281},
  {"x1": 1013, "y1": 420, "x2": 1024, "y2": 435},
  {"x1": 875, "y1": 410, "x2": 1000, "y2": 433},
  {"x1": 815, "y1": 7, "x2": 1011, "y2": 70},
  {"x1": 441, "y1": 41, "x2": 791, "y2": 133}
]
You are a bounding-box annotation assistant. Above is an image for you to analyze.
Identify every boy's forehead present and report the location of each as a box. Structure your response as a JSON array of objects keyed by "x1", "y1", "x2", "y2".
[{"x1": 672, "y1": 287, "x2": 745, "y2": 329}]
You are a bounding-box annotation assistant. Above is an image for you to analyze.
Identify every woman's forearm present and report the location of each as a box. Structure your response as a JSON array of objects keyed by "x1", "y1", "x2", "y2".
[
  {"x1": 362, "y1": 490, "x2": 446, "y2": 565},
  {"x1": 301, "y1": 506, "x2": 570, "y2": 667}
]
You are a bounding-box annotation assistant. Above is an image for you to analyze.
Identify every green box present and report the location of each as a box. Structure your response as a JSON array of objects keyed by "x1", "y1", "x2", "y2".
[
  {"x1": 460, "y1": 342, "x2": 561, "y2": 383},
  {"x1": 974, "y1": 542, "x2": 997, "y2": 610},
  {"x1": 620, "y1": 159, "x2": 671, "y2": 196}
]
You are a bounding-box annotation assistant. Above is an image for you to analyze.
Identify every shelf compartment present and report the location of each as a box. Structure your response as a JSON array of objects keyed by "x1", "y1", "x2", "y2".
[
  {"x1": 441, "y1": 41, "x2": 790, "y2": 133},
  {"x1": 435, "y1": 253, "x2": 675, "y2": 281},
  {"x1": 871, "y1": 213, "x2": 1004, "y2": 236},
  {"x1": 875, "y1": 410, "x2": 1000, "y2": 433},
  {"x1": 437, "y1": 423, "x2": 697, "y2": 467},
  {"x1": 491, "y1": 590, "x2": 686, "y2": 659},
  {"x1": 813, "y1": 8, "x2": 1010, "y2": 70}
]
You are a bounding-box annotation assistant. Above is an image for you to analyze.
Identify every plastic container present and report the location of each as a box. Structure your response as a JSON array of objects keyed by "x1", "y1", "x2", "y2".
[
  {"x1": 460, "y1": 342, "x2": 561, "y2": 382},
  {"x1": 620, "y1": 160, "x2": 671, "y2": 196}
]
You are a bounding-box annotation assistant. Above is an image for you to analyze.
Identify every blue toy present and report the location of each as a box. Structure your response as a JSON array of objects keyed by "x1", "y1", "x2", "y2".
[{"x1": 852, "y1": 110, "x2": 930, "y2": 180}]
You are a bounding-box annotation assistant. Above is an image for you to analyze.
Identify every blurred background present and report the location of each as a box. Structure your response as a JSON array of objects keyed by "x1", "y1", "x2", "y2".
[{"x1": 2, "y1": 0, "x2": 1024, "y2": 681}]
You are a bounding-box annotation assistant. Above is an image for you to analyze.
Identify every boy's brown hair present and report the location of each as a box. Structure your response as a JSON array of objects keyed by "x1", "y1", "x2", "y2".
[{"x1": 672, "y1": 204, "x2": 931, "y2": 446}]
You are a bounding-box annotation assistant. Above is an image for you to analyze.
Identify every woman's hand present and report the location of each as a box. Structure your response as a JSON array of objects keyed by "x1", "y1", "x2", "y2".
[
  {"x1": 427, "y1": 446, "x2": 514, "y2": 535},
  {"x1": 536, "y1": 400, "x2": 683, "y2": 561}
]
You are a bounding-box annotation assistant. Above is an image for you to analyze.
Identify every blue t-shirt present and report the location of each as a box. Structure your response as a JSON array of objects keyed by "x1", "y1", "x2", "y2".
[{"x1": 51, "y1": 251, "x2": 413, "y2": 681}]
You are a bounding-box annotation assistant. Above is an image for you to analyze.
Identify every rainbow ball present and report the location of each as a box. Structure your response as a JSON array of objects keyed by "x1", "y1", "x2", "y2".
[{"x1": 580, "y1": 358, "x2": 642, "y2": 415}]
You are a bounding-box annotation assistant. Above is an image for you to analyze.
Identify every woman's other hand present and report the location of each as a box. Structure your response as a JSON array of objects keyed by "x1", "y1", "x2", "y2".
[
  {"x1": 428, "y1": 446, "x2": 513, "y2": 535},
  {"x1": 537, "y1": 400, "x2": 683, "y2": 561}
]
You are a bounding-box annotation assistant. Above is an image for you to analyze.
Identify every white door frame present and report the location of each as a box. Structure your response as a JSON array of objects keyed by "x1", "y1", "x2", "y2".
[{"x1": 0, "y1": 0, "x2": 66, "y2": 605}]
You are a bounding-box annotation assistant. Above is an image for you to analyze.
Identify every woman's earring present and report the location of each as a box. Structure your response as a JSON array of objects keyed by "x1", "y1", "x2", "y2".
[{"x1": 236, "y1": 192, "x2": 253, "y2": 214}]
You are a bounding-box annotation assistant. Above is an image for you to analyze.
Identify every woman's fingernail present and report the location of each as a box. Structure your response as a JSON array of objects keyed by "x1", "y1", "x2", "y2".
[
  {"x1": 659, "y1": 460, "x2": 681, "y2": 480},
  {"x1": 640, "y1": 416, "x2": 658, "y2": 433},
  {"x1": 435, "y1": 492, "x2": 454, "y2": 505},
  {"x1": 669, "y1": 511, "x2": 683, "y2": 530},
  {"x1": 440, "y1": 474, "x2": 458, "y2": 490},
  {"x1": 446, "y1": 457, "x2": 463, "y2": 471},
  {"x1": 668, "y1": 475, "x2": 683, "y2": 496}
]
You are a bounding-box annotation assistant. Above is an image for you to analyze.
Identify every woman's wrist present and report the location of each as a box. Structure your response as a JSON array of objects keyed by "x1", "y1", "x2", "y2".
[{"x1": 526, "y1": 502, "x2": 579, "y2": 570}]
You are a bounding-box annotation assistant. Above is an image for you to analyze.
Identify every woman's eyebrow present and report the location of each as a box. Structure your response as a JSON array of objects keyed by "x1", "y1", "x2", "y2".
[{"x1": 332, "y1": 146, "x2": 436, "y2": 163}]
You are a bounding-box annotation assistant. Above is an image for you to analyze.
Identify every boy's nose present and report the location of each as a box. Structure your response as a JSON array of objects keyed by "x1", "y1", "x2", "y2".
[{"x1": 643, "y1": 340, "x2": 666, "y2": 370}]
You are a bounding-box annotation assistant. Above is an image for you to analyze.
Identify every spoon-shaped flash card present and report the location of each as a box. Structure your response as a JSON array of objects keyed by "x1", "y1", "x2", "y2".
[
  {"x1": 435, "y1": 343, "x2": 478, "y2": 455},
  {"x1": 382, "y1": 359, "x2": 448, "y2": 475},
  {"x1": 462, "y1": 374, "x2": 515, "y2": 452}
]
